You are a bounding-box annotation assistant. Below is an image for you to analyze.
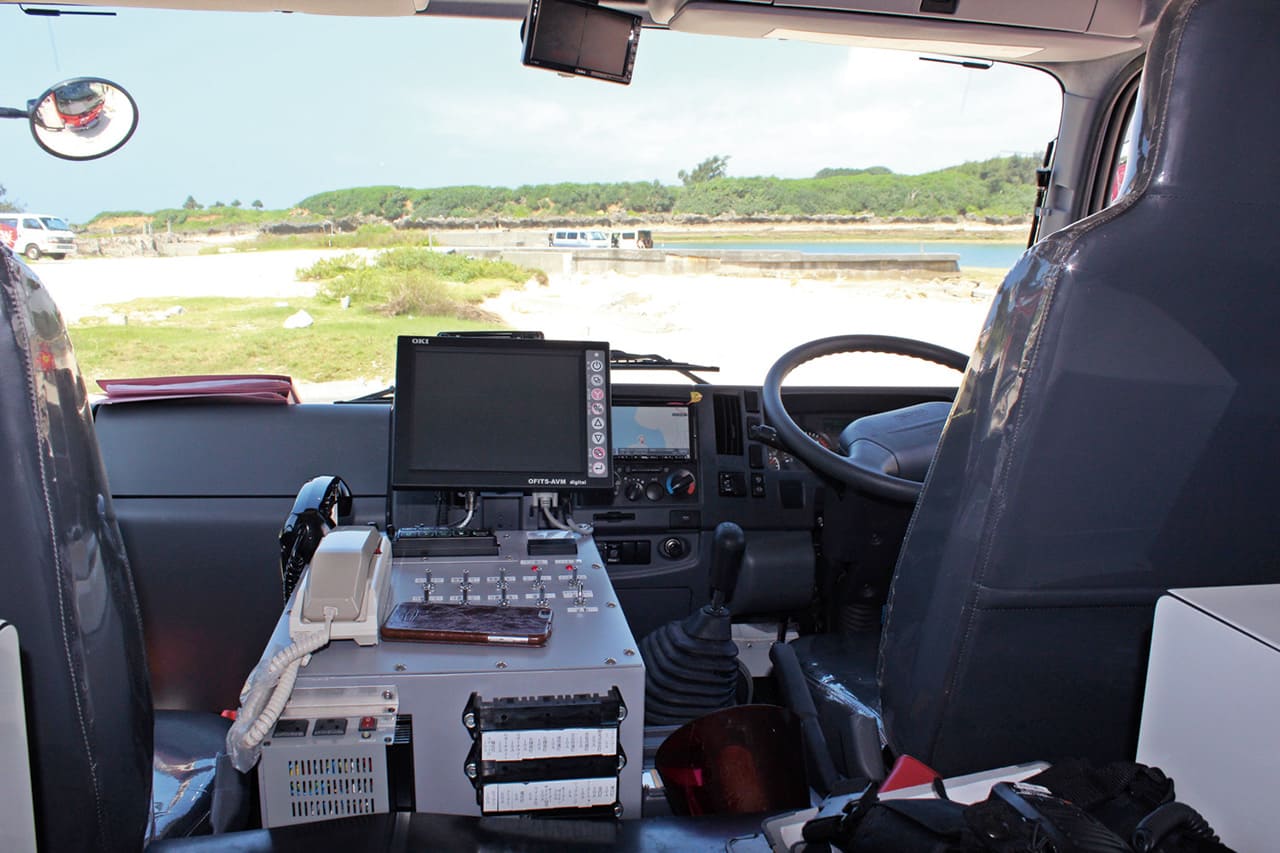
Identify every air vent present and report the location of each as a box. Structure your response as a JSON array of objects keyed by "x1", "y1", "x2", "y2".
[
  {"x1": 261, "y1": 742, "x2": 389, "y2": 826},
  {"x1": 285, "y1": 756, "x2": 378, "y2": 820},
  {"x1": 713, "y1": 394, "x2": 744, "y2": 456}
]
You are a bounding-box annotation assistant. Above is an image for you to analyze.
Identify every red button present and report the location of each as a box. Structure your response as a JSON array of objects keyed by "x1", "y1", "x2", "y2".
[{"x1": 359, "y1": 716, "x2": 377, "y2": 732}]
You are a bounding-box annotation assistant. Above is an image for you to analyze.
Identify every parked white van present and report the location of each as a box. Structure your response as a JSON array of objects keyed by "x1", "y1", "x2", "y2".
[
  {"x1": 611, "y1": 229, "x2": 653, "y2": 249},
  {"x1": 547, "y1": 229, "x2": 610, "y2": 248},
  {"x1": 0, "y1": 213, "x2": 77, "y2": 260}
]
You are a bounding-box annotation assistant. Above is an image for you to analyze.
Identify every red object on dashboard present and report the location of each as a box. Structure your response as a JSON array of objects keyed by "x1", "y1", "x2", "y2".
[
  {"x1": 96, "y1": 374, "x2": 302, "y2": 404},
  {"x1": 880, "y1": 755, "x2": 941, "y2": 792}
]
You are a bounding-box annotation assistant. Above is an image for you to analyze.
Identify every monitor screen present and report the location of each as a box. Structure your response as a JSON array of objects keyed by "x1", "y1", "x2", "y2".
[
  {"x1": 611, "y1": 405, "x2": 691, "y2": 459},
  {"x1": 522, "y1": 0, "x2": 641, "y2": 85},
  {"x1": 392, "y1": 336, "x2": 612, "y2": 491}
]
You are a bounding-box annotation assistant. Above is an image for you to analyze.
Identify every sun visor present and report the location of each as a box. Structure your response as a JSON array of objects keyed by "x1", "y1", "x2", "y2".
[
  {"x1": 666, "y1": 1, "x2": 1142, "y2": 63},
  {"x1": 658, "y1": 0, "x2": 1140, "y2": 35}
]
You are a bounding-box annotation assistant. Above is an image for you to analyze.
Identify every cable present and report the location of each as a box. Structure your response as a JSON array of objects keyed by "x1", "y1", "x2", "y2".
[
  {"x1": 451, "y1": 490, "x2": 476, "y2": 529},
  {"x1": 226, "y1": 609, "x2": 335, "y2": 771},
  {"x1": 563, "y1": 498, "x2": 593, "y2": 535},
  {"x1": 537, "y1": 496, "x2": 593, "y2": 535}
]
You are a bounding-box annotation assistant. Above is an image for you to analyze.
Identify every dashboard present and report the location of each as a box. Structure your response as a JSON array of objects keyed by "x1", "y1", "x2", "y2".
[{"x1": 93, "y1": 380, "x2": 955, "y2": 711}]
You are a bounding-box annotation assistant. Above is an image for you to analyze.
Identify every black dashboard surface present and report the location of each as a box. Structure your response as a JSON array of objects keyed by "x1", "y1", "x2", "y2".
[{"x1": 94, "y1": 382, "x2": 953, "y2": 711}]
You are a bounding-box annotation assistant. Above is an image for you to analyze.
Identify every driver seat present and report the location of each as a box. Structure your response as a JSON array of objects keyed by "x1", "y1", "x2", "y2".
[{"x1": 798, "y1": 0, "x2": 1280, "y2": 778}]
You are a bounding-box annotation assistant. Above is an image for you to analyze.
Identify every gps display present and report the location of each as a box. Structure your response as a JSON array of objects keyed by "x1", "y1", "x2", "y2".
[{"x1": 611, "y1": 405, "x2": 691, "y2": 459}]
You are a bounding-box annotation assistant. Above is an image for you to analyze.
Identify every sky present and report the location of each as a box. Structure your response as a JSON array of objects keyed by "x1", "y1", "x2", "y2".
[{"x1": 1, "y1": 6, "x2": 1063, "y2": 222}]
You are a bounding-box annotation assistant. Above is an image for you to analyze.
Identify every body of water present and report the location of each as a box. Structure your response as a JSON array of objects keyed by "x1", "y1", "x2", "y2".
[{"x1": 661, "y1": 240, "x2": 1028, "y2": 271}]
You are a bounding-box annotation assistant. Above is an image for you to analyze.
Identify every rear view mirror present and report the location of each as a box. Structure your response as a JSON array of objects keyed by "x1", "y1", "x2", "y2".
[{"x1": 27, "y1": 78, "x2": 139, "y2": 161}]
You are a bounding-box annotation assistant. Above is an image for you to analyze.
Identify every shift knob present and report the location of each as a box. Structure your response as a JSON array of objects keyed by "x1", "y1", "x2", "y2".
[{"x1": 708, "y1": 522, "x2": 746, "y2": 611}]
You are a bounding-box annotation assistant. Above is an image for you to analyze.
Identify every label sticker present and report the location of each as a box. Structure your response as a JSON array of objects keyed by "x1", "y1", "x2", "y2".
[
  {"x1": 481, "y1": 728, "x2": 617, "y2": 761},
  {"x1": 482, "y1": 778, "x2": 617, "y2": 813}
]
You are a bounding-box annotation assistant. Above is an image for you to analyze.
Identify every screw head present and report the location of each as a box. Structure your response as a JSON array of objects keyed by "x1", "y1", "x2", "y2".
[
  {"x1": 465, "y1": 763, "x2": 478, "y2": 779},
  {"x1": 623, "y1": 648, "x2": 636, "y2": 656},
  {"x1": 496, "y1": 661, "x2": 508, "y2": 669},
  {"x1": 605, "y1": 657, "x2": 617, "y2": 665},
  {"x1": 394, "y1": 663, "x2": 407, "y2": 672},
  {"x1": 463, "y1": 712, "x2": 477, "y2": 729},
  {"x1": 382, "y1": 689, "x2": 394, "y2": 700}
]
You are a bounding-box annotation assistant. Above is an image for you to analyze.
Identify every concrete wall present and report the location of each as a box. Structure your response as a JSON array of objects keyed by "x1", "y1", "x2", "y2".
[{"x1": 458, "y1": 246, "x2": 959, "y2": 279}]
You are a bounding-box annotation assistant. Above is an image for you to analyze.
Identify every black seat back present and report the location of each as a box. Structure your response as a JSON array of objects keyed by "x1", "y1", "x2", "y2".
[
  {"x1": 0, "y1": 251, "x2": 153, "y2": 850},
  {"x1": 879, "y1": 0, "x2": 1280, "y2": 775}
]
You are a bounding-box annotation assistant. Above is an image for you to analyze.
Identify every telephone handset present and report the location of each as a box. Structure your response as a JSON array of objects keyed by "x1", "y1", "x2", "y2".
[
  {"x1": 279, "y1": 475, "x2": 353, "y2": 600},
  {"x1": 290, "y1": 526, "x2": 392, "y2": 646}
]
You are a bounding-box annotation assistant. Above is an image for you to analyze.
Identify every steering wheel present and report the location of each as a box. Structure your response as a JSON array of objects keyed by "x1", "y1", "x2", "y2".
[{"x1": 762, "y1": 335, "x2": 970, "y2": 503}]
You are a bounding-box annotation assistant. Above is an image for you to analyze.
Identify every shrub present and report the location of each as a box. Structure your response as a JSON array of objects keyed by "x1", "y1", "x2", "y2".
[{"x1": 311, "y1": 247, "x2": 541, "y2": 318}]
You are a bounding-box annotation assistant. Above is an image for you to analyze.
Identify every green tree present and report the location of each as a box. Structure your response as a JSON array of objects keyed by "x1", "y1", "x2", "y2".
[
  {"x1": 678, "y1": 155, "x2": 730, "y2": 186},
  {"x1": 251, "y1": 199, "x2": 264, "y2": 209},
  {"x1": 183, "y1": 195, "x2": 201, "y2": 210},
  {"x1": 231, "y1": 199, "x2": 242, "y2": 208},
  {"x1": 0, "y1": 184, "x2": 20, "y2": 213}
]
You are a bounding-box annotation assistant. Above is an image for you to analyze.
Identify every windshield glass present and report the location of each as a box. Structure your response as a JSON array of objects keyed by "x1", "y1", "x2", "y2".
[
  {"x1": 39, "y1": 217, "x2": 70, "y2": 231},
  {"x1": 4, "y1": 11, "x2": 1061, "y2": 398}
]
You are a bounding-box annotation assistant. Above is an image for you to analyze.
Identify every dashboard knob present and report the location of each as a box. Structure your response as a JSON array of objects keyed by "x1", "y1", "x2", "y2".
[
  {"x1": 624, "y1": 481, "x2": 644, "y2": 501},
  {"x1": 644, "y1": 482, "x2": 664, "y2": 502},
  {"x1": 659, "y1": 537, "x2": 687, "y2": 559},
  {"x1": 664, "y1": 469, "x2": 697, "y2": 497}
]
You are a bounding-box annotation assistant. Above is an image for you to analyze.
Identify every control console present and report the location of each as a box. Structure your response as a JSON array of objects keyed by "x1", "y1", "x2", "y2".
[{"x1": 256, "y1": 531, "x2": 644, "y2": 827}]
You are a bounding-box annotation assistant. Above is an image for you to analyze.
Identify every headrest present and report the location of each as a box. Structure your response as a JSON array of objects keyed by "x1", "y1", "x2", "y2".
[{"x1": 1132, "y1": 0, "x2": 1280, "y2": 200}]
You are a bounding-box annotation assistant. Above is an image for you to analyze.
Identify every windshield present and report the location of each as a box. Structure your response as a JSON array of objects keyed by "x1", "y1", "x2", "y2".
[
  {"x1": 4, "y1": 10, "x2": 1061, "y2": 399},
  {"x1": 39, "y1": 217, "x2": 71, "y2": 231}
]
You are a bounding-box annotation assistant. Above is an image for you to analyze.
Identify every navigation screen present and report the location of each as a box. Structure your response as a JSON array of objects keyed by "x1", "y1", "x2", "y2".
[{"x1": 612, "y1": 405, "x2": 691, "y2": 458}]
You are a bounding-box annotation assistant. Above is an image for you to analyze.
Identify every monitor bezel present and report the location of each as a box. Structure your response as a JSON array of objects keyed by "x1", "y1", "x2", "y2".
[
  {"x1": 521, "y1": 0, "x2": 642, "y2": 86},
  {"x1": 391, "y1": 335, "x2": 613, "y2": 492}
]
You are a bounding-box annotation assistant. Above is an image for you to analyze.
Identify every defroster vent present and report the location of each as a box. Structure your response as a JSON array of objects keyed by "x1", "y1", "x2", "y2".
[{"x1": 713, "y1": 393, "x2": 744, "y2": 456}]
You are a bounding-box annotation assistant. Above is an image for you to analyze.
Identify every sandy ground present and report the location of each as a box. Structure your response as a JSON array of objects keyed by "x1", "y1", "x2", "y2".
[
  {"x1": 28, "y1": 250, "x2": 352, "y2": 323},
  {"x1": 484, "y1": 272, "x2": 991, "y2": 388},
  {"x1": 28, "y1": 250, "x2": 996, "y2": 399}
]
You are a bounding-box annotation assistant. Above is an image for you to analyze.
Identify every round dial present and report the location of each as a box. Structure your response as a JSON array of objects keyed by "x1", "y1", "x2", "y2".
[{"x1": 664, "y1": 469, "x2": 697, "y2": 497}]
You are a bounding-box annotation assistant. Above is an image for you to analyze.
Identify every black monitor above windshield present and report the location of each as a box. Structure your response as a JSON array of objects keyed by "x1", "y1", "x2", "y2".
[{"x1": 521, "y1": 0, "x2": 641, "y2": 85}]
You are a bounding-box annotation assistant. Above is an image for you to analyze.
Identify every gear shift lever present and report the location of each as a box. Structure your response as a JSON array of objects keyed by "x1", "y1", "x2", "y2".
[
  {"x1": 639, "y1": 522, "x2": 748, "y2": 726},
  {"x1": 708, "y1": 522, "x2": 746, "y2": 613}
]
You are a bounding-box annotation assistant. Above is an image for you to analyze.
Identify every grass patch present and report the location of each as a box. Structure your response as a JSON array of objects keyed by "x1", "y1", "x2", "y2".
[
  {"x1": 69, "y1": 297, "x2": 504, "y2": 390},
  {"x1": 66, "y1": 247, "x2": 541, "y2": 389},
  {"x1": 81, "y1": 206, "x2": 317, "y2": 237},
  {"x1": 306, "y1": 247, "x2": 543, "y2": 317}
]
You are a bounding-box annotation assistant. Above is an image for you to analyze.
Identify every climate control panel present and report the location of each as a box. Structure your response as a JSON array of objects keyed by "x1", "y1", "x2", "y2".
[{"x1": 615, "y1": 462, "x2": 698, "y2": 503}]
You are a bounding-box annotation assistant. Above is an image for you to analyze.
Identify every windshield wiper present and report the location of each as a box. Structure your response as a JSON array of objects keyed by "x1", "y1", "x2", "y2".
[
  {"x1": 338, "y1": 350, "x2": 718, "y2": 403},
  {"x1": 338, "y1": 385, "x2": 395, "y2": 404},
  {"x1": 610, "y1": 350, "x2": 719, "y2": 384}
]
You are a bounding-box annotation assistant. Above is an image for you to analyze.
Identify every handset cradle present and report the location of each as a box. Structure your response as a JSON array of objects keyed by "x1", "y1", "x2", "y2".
[{"x1": 291, "y1": 526, "x2": 392, "y2": 646}]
